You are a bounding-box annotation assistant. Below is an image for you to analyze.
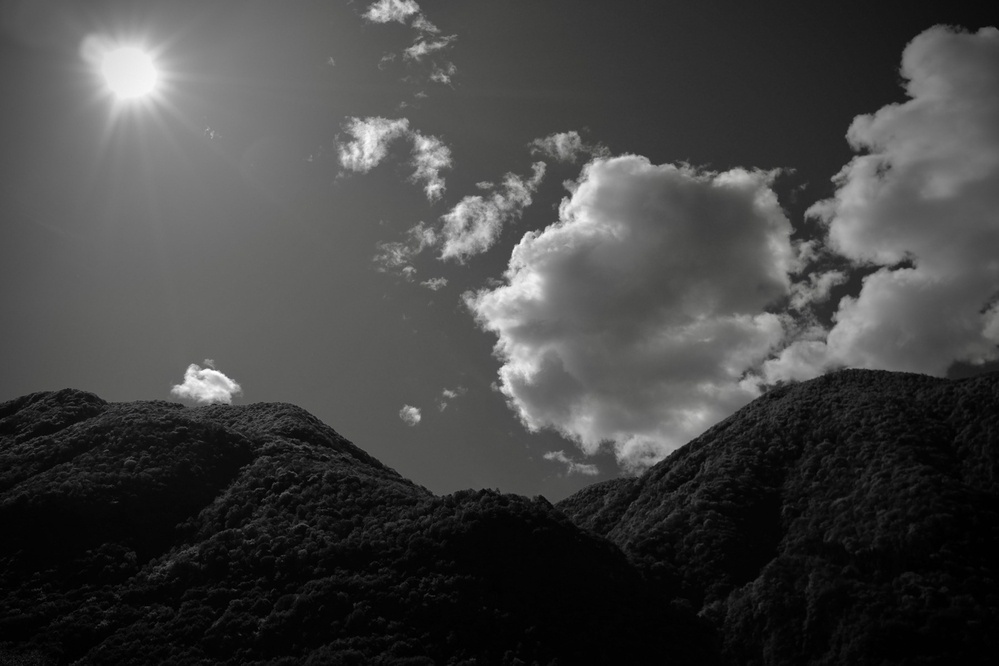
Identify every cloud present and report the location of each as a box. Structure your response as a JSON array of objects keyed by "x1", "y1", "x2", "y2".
[
  {"x1": 409, "y1": 132, "x2": 452, "y2": 201},
  {"x1": 530, "y1": 131, "x2": 608, "y2": 163},
  {"x1": 398, "y1": 404, "x2": 422, "y2": 426},
  {"x1": 466, "y1": 155, "x2": 797, "y2": 472},
  {"x1": 543, "y1": 450, "x2": 600, "y2": 477},
  {"x1": 373, "y1": 221, "x2": 437, "y2": 277},
  {"x1": 765, "y1": 26, "x2": 999, "y2": 381},
  {"x1": 170, "y1": 361, "x2": 243, "y2": 405},
  {"x1": 421, "y1": 277, "x2": 447, "y2": 291},
  {"x1": 363, "y1": 0, "x2": 420, "y2": 25},
  {"x1": 363, "y1": 1, "x2": 455, "y2": 88},
  {"x1": 338, "y1": 117, "x2": 410, "y2": 173},
  {"x1": 411, "y1": 15, "x2": 439, "y2": 34},
  {"x1": 789, "y1": 269, "x2": 847, "y2": 311},
  {"x1": 404, "y1": 36, "x2": 456, "y2": 62},
  {"x1": 338, "y1": 117, "x2": 451, "y2": 201},
  {"x1": 437, "y1": 386, "x2": 466, "y2": 411},
  {"x1": 439, "y1": 162, "x2": 546, "y2": 262},
  {"x1": 429, "y1": 62, "x2": 457, "y2": 85}
]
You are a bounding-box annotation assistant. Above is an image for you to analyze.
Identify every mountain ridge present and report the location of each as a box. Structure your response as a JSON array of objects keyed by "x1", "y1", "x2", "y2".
[
  {"x1": 558, "y1": 369, "x2": 999, "y2": 663},
  {"x1": 1, "y1": 369, "x2": 997, "y2": 664}
]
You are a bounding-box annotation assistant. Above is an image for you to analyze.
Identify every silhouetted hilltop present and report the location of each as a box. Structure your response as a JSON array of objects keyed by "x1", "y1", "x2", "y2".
[
  {"x1": 558, "y1": 369, "x2": 999, "y2": 664},
  {"x1": 0, "y1": 389, "x2": 709, "y2": 665},
  {"x1": 2, "y1": 370, "x2": 997, "y2": 664}
]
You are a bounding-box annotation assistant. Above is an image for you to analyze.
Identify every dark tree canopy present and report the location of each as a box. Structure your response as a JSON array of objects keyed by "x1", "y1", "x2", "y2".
[{"x1": 2, "y1": 369, "x2": 997, "y2": 665}]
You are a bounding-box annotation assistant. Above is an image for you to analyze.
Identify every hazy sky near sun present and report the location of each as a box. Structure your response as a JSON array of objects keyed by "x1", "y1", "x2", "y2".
[{"x1": 2, "y1": 0, "x2": 997, "y2": 500}]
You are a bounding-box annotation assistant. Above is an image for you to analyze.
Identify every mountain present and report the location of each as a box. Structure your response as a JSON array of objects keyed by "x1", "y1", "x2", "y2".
[
  {"x1": 558, "y1": 369, "x2": 999, "y2": 664},
  {"x1": 0, "y1": 389, "x2": 711, "y2": 665},
  {"x1": 1, "y1": 370, "x2": 996, "y2": 664}
]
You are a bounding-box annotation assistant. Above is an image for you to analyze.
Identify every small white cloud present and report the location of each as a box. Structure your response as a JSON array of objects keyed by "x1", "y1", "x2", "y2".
[
  {"x1": 170, "y1": 361, "x2": 242, "y2": 405},
  {"x1": 373, "y1": 221, "x2": 437, "y2": 277},
  {"x1": 544, "y1": 450, "x2": 600, "y2": 476},
  {"x1": 530, "y1": 131, "x2": 608, "y2": 163},
  {"x1": 439, "y1": 162, "x2": 546, "y2": 262},
  {"x1": 409, "y1": 132, "x2": 452, "y2": 201},
  {"x1": 437, "y1": 385, "x2": 467, "y2": 411},
  {"x1": 338, "y1": 116, "x2": 410, "y2": 173},
  {"x1": 379, "y1": 53, "x2": 398, "y2": 70},
  {"x1": 363, "y1": 0, "x2": 420, "y2": 24},
  {"x1": 429, "y1": 61, "x2": 457, "y2": 85},
  {"x1": 399, "y1": 404, "x2": 422, "y2": 426},
  {"x1": 338, "y1": 117, "x2": 451, "y2": 202},
  {"x1": 411, "y1": 15, "x2": 439, "y2": 34},
  {"x1": 404, "y1": 35, "x2": 456, "y2": 62},
  {"x1": 420, "y1": 277, "x2": 448, "y2": 291}
]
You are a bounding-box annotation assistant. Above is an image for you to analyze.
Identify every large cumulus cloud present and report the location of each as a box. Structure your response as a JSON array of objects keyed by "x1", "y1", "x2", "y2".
[
  {"x1": 766, "y1": 26, "x2": 999, "y2": 381},
  {"x1": 466, "y1": 156, "x2": 798, "y2": 472}
]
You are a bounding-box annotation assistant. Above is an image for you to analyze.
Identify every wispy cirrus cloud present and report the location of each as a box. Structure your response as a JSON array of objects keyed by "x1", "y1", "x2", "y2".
[{"x1": 170, "y1": 360, "x2": 243, "y2": 405}]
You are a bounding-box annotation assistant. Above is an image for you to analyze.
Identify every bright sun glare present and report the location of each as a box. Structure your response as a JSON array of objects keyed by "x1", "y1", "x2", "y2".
[{"x1": 101, "y1": 47, "x2": 158, "y2": 99}]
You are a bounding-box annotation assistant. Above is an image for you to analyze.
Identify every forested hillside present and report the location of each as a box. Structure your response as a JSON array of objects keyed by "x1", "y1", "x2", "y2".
[
  {"x1": 1, "y1": 370, "x2": 997, "y2": 664},
  {"x1": 0, "y1": 389, "x2": 710, "y2": 665},
  {"x1": 558, "y1": 369, "x2": 999, "y2": 664}
]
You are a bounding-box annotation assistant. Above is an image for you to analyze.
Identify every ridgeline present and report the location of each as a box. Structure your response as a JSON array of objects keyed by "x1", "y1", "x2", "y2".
[{"x1": 2, "y1": 369, "x2": 997, "y2": 664}]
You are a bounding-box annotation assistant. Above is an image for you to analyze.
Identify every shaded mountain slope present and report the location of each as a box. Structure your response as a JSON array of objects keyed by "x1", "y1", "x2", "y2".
[
  {"x1": 557, "y1": 369, "x2": 999, "y2": 664},
  {"x1": 0, "y1": 390, "x2": 712, "y2": 665}
]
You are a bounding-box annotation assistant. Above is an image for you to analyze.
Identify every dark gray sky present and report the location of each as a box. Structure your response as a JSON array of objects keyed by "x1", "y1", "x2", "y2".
[{"x1": 2, "y1": 0, "x2": 997, "y2": 500}]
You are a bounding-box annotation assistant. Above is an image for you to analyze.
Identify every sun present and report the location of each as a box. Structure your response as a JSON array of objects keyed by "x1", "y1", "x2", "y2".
[{"x1": 101, "y1": 47, "x2": 159, "y2": 100}]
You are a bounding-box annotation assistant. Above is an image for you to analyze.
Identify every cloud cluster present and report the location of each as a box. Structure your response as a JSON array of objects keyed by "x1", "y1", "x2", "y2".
[
  {"x1": 372, "y1": 161, "x2": 547, "y2": 278},
  {"x1": 398, "y1": 404, "x2": 422, "y2": 426},
  {"x1": 363, "y1": 0, "x2": 456, "y2": 87},
  {"x1": 170, "y1": 360, "x2": 242, "y2": 405},
  {"x1": 530, "y1": 131, "x2": 608, "y2": 164},
  {"x1": 439, "y1": 162, "x2": 546, "y2": 262},
  {"x1": 543, "y1": 450, "x2": 600, "y2": 477},
  {"x1": 765, "y1": 26, "x2": 999, "y2": 381},
  {"x1": 338, "y1": 117, "x2": 452, "y2": 201},
  {"x1": 466, "y1": 155, "x2": 798, "y2": 472}
]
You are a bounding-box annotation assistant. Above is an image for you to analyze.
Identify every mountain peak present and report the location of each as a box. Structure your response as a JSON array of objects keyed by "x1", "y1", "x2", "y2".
[{"x1": 2, "y1": 370, "x2": 996, "y2": 664}]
